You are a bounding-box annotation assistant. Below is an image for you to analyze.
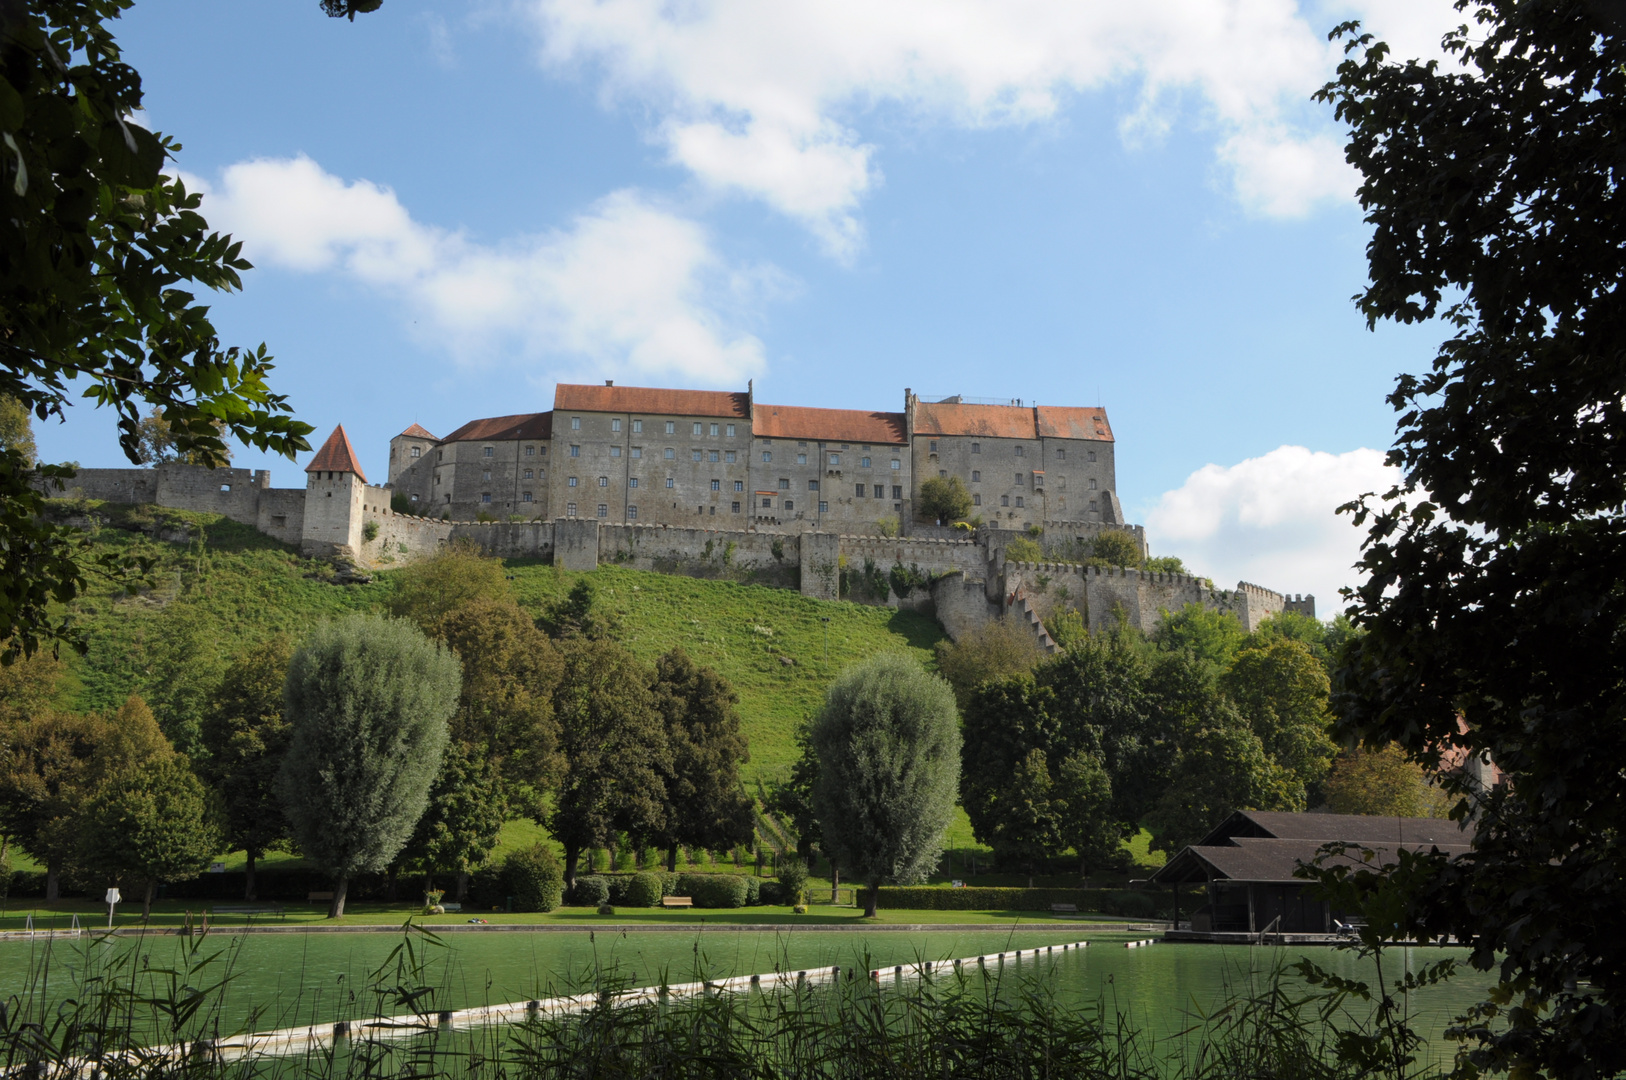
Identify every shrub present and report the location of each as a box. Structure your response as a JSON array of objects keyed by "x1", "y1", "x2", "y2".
[
  {"x1": 597, "y1": 903, "x2": 615, "y2": 916},
  {"x1": 362, "y1": 519, "x2": 379, "y2": 542},
  {"x1": 743, "y1": 876, "x2": 762, "y2": 905},
  {"x1": 674, "y1": 873, "x2": 748, "y2": 908},
  {"x1": 1005, "y1": 537, "x2": 1043, "y2": 562},
  {"x1": 871, "y1": 886, "x2": 1181, "y2": 915},
  {"x1": 504, "y1": 845, "x2": 564, "y2": 912},
  {"x1": 626, "y1": 872, "x2": 664, "y2": 907},
  {"x1": 776, "y1": 859, "x2": 809, "y2": 905},
  {"x1": 572, "y1": 875, "x2": 611, "y2": 907}
]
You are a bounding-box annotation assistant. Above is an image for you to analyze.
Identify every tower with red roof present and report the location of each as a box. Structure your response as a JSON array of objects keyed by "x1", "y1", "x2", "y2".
[{"x1": 303, "y1": 424, "x2": 370, "y2": 557}]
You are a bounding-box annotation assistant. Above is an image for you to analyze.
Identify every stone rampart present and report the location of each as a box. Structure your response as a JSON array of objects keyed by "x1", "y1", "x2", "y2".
[
  {"x1": 999, "y1": 562, "x2": 1286, "y2": 636},
  {"x1": 600, "y1": 524, "x2": 791, "y2": 575},
  {"x1": 801, "y1": 532, "x2": 841, "y2": 601},
  {"x1": 835, "y1": 534, "x2": 981, "y2": 581},
  {"x1": 931, "y1": 570, "x2": 998, "y2": 641},
  {"x1": 255, "y1": 488, "x2": 306, "y2": 547}
]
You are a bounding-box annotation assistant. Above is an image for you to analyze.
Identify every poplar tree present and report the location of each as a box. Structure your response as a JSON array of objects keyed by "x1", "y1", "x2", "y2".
[{"x1": 278, "y1": 616, "x2": 458, "y2": 917}]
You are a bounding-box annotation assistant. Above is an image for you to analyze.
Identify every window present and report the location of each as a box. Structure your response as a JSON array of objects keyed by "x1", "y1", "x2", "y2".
[
  {"x1": 973, "y1": 494, "x2": 982, "y2": 506},
  {"x1": 1015, "y1": 496, "x2": 1024, "y2": 508},
  {"x1": 633, "y1": 419, "x2": 643, "y2": 434},
  {"x1": 435, "y1": 475, "x2": 441, "y2": 485},
  {"x1": 972, "y1": 470, "x2": 981, "y2": 482},
  {"x1": 665, "y1": 477, "x2": 675, "y2": 488},
  {"x1": 725, "y1": 450, "x2": 736, "y2": 463},
  {"x1": 861, "y1": 457, "x2": 871, "y2": 468},
  {"x1": 1089, "y1": 499, "x2": 1098, "y2": 512},
  {"x1": 708, "y1": 450, "x2": 720, "y2": 462},
  {"x1": 855, "y1": 483, "x2": 865, "y2": 498},
  {"x1": 612, "y1": 418, "x2": 622, "y2": 432},
  {"x1": 483, "y1": 446, "x2": 494, "y2": 458},
  {"x1": 692, "y1": 449, "x2": 703, "y2": 461},
  {"x1": 524, "y1": 469, "x2": 533, "y2": 479},
  {"x1": 819, "y1": 501, "x2": 828, "y2": 513},
  {"x1": 784, "y1": 500, "x2": 793, "y2": 511},
  {"x1": 891, "y1": 459, "x2": 901, "y2": 470},
  {"x1": 892, "y1": 485, "x2": 902, "y2": 499},
  {"x1": 710, "y1": 423, "x2": 719, "y2": 437},
  {"x1": 828, "y1": 453, "x2": 840, "y2": 465},
  {"x1": 522, "y1": 491, "x2": 533, "y2": 502},
  {"x1": 570, "y1": 445, "x2": 580, "y2": 457},
  {"x1": 762, "y1": 452, "x2": 772, "y2": 462},
  {"x1": 1015, "y1": 473, "x2": 1024, "y2": 485},
  {"x1": 1088, "y1": 450, "x2": 1096, "y2": 462},
  {"x1": 779, "y1": 478, "x2": 790, "y2": 490},
  {"x1": 1001, "y1": 495, "x2": 1009, "y2": 507},
  {"x1": 482, "y1": 470, "x2": 491, "y2": 481},
  {"x1": 540, "y1": 445, "x2": 547, "y2": 455},
  {"x1": 1089, "y1": 479, "x2": 1098, "y2": 489},
  {"x1": 761, "y1": 497, "x2": 773, "y2": 508},
  {"x1": 628, "y1": 505, "x2": 638, "y2": 519},
  {"x1": 409, "y1": 494, "x2": 418, "y2": 503},
  {"x1": 665, "y1": 421, "x2": 676, "y2": 434},
  {"x1": 567, "y1": 502, "x2": 577, "y2": 517},
  {"x1": 610, "y1": 446, "x2": 621, "y2": 458},
  {"x1": 598, "y1": 476, "x2": 609, "y2": 487},
  {"x1": 873, "y1": 485, "x2": 884, "y2": 498},
  {"x1": 526, "y1": 446, "x2": 535, "y2": 456},
  {"x1": 1056, "y1": 448, "x2": 1065, "y2": 460},
  {"x1": 731, "y1": 501, "x2": 740, "y2": 513},
  {"x1": 808, "y1": 479, "x2": 819, "y2": 491},
  {"x1": 568, "y1": 477, "x2": 578, "y2": 487},
  {"x1": 1015, "y1": 445, "x2": 1025, "y2": 457},
  {"x1": 693, "y1": 422, "x2": 703, "y2": 435},
  {"x1": 939, "y1": 469, "x2": 947, "y2": 478},
  {"x1": 711, "y1": 479, "x2": 721, "y2": 491},
  {"x1": 597, "y1": 504, "x2": 607, "y2": 517},
  {"x1": 929, "y1": 440, "x2": 938, "y2": 452},
  {"x1": 797, "y1": 453, "x2": 808, "y2": 465},
  {"x1": 971, "y1": 442, "x2": 980, "y2": 454},
  {"x1": 629, "y1": 477, "x2": 640, "y2": 489},
  {"x1": 410, "y1": 446, "x2": 421, "y2": 458},
  {"x1": 726, "y1": 424, "x2": 736, "y2": 437},
  {"x1": 734, "y1": 480, "x2": 744, "y2": 492},
  {"x1": 665, "y1": 448, "x2": 676, "y2": 459},
  {"x1": 631, "y1": 447, "x2": 642, "y2": 459},
  {"x1": 481, "y1": 493, "x2": 492, "y2": 503},
  {"x1": 221, "y1": 483, "x2": 232, "y2": 492}
]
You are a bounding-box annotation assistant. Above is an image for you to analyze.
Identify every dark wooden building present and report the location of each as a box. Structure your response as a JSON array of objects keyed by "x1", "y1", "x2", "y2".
[{"x1": 1150, "y1": 811, "x2": 1472, "y2": 936}]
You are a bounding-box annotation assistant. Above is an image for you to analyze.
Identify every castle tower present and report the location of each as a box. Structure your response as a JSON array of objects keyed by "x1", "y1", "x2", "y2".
[{"x1": 301, "y1": 425, "x2": 369, "y2": 558}]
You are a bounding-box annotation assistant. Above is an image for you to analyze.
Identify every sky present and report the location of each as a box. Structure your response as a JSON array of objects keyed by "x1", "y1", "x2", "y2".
[{"x1": 34, "y1": 0, "x2": 1471, "y2": 613}]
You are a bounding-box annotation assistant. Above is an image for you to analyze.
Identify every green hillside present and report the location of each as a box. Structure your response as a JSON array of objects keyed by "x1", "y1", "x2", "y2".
[{"x1": 51, "y1": 502, "x2": 944, "y2": 780}]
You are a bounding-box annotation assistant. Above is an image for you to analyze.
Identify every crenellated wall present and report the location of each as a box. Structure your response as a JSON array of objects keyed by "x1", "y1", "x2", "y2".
[{"x1": 1000, "y1": 561, "x2": 1288, "y2": 635}]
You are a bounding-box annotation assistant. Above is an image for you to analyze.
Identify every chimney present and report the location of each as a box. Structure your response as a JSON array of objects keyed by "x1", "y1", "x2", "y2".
[{"x1": 605, "y1": 379, "x2": 614, "y2": 386}]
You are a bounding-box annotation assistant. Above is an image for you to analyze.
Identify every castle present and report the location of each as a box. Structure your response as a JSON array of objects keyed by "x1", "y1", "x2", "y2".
[{"x1": 53, "y1": 382, "x2": 1315, "y2": 647}]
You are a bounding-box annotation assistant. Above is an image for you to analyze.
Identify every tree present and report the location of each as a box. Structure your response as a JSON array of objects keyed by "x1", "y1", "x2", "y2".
[
  {"x1": 1150, "y1": 603, "x2": 1247, "y2": 670},
  {"x1": 933, "y1": 617, "x2": 1044, "y2": 711},
  {"x1": 1144, "y1": 722, "x2": 1300, "y2": 853},
  {"x1": 277, "y1": 615, "x2": 458, "y2": 917},
  {"x1": 1088, "y1": 530, "x2": 1140, "y2": 568},
  {"x1": 649, "y1": 648, "x2": 754, "y2": 872},
  {"x1": 386, "y1": 541, "x2": 511, "y2": 638},
  {"x1": 77, "y1": 756, "x2": 224, "y2": 917},
  {"x1": 810, "y1": 654, "x2": 960, "y2": 918},
  {"x1": 547, "y1": 638, "x2": 667, "y2": 891},
  {"x1": 0, "y1": 1, "x2": 312, "y2": 662},
  {"x1": 0, "y1": 397, "x2": 35, "y2": 467},
  {"x1": 1220, "y1": 640, "x2": 1337, "y2": 799},
  {"x1": 197, "y1": 639, "x2": 292, "y2": 900},
  {"x1": 1322, "y1": 744, "x2": 1449, "y2": 818},
  {"x1": 768, "y1": 719, "x2": 821, "y2": 868},
  {"x1": 982, "y1": 749, "x2": 1064, "y2": 886},
  {"x1": 1316, "y1": 6, "x2": 1626, "y2": 1070},
  {"x1": 1053, "y1": 750, "x2": 1116, "y2": 879},
  {"x1": 0, "y1": 640, "x2": 62, "y2": 724},
  {"x1": 133, "y1": 409, "x2": 230, "y2": 466},
  {"x1": 915, "y1": 475, "x2": 972, "y2": 525},
  {"x1": 539, "y1": 578, "x2": 612, "y2": 640},
  {"x1": 400, "y1": 740, "x2": 507, "y2": 903}
]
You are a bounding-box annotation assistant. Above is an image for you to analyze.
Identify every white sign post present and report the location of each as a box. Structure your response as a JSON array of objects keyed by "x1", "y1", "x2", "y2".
[{"x1": 105, "y1": 887, "x2": 121, "y2": 929}]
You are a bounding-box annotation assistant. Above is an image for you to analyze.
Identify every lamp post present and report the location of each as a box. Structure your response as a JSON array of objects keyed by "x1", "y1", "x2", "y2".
[{"x1": 105, "y1": 887, "x2": 121, "y2": 929}]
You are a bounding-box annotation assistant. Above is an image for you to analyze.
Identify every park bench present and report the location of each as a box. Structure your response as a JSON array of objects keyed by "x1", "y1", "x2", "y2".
[
  {"x1": 308, "y1": 891, "x2": 335, "y2": 904},
  {"x1": 441, "y1": 902, "x2": 462, "y2": 913},
  {"x1": 661, "y1": 896, "x2": 694, "y2": 908},
  {"x1": 1050, "y1": 904, "x2": 1079, "y2": 916},
  {"x1": 211, "y1": 903, "x2": 286, "y2": 919}
]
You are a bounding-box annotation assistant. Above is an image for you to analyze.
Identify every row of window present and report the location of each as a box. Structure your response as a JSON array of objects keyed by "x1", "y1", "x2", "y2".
[{"x1": 568, "y1": 417, "x2": 741, "y2": 438}]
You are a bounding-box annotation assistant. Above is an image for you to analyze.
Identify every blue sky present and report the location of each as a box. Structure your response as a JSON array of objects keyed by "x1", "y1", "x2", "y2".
[{"x1": 36, "y1": 0, "x2": 1465, "y2": 609}]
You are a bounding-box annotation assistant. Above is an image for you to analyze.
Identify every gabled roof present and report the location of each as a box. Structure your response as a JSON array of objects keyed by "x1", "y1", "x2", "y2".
[
  {"x1": 1035, "y1": 405, "x2": 1113, "y2": 442},
  {"x1": 304, "y1": 425, "x2": 367, "y2": 482},
  {"x1": 911, "y1": 401, "x2": 1036, "y2": 440},
  {"x1": 441, "y1": 413, "x2": 553, "y2": 444},
  {"x1": 1198, "y1": 811, "x2": 1469, "y2": 848},
  {"x1": 1152, "y1": 837, "x2": 1474, "y2": 886},
  {"x1": 753, "y1": 404, "x2": 906, "y2": 445},
  {"x1": 555, "y1": 384, "x2": 750, "y2": 419},
  {"x1": 398, "y1": 423, "x2": 438, "y2": 441}
]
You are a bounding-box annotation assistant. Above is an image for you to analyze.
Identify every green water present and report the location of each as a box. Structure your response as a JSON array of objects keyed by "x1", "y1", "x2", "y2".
[{"x1": 0, "y1": 930, "x2": 1486, "y2": 1056}]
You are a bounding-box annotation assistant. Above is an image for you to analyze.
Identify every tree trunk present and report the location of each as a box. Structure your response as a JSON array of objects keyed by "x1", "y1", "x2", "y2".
[
  {"x1": 386, "y1": 866, "x2": 399, "y2": 903},
  {"x1": 864, "y1": 882, "x2": 878, "y2": 919},
  {"x1": 45, "y1": 857, "x2": 60, "y2": 901},
  {"x1": 564, "y1": 845, "x2": 580, "y2": 893},
  {"x1": 330, "y1": 874, "x2": 349, "y2": 919},
  {"x1": 455, "y1": 871, "x2": 469, "y2": 903},
  {"x1": 666, "y1": 844, "x2": 678, "y2": 873},
  {"x1": 142, "y1": 877, "x2": 156, "y2": 919},
  {"x1": 245, "y1": 849, "x2": 259, "y2": 901}
]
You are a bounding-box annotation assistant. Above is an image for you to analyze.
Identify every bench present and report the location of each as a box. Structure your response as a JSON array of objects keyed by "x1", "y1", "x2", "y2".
[
  {"x1": 661, "y1": 896, "x2": 694, "y2": 908},
  {"x1": 308, "y1": 891, "x2": 335, "y2": 903},
  {"x1": 211, "y1": 903, "x2": 285, "y2": 919},
  {"x1": 1051, "y1": 903, "x2": 1079, "y2": 916},
  {"x1": 441, "y1": 902, "x2": 462, "y2": 913}
]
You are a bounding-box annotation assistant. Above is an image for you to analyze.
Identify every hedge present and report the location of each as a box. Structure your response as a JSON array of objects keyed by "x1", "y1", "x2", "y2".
[{"x1": 872, "y1": 887, "x2": 1183, "y2": 916}]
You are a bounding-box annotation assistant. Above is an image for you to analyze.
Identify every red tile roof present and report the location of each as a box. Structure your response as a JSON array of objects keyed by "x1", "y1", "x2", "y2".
[
  {"x1": 555, "y1": 383, "x2": 749, "y2": 419},
  {"x1": 753, "y1": 404, "x2": 906, "y2": 445},
  {"x1": 441, "y1": 413, "x2": 553, "y2": 443},
  {"x1": 304, "y1": 425, "x2": 368, "y2": 482},
  {"x1": 1036, "y1": 405, "x2": 1113, "y2": 442},
  {"x1": 398, "y1": 423, "x2": 438, "y2": 441},
  {"x1": 911, "y1": 401, "x2": 1037, "y2": 440}
]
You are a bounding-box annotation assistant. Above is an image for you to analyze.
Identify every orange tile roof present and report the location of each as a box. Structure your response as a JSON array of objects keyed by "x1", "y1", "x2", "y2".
[
  {"x1": 753, "y1": 403, "x2": 906, "y2": 445},
  {"x1": 304, "y1": 425, "x2": 368, "y2": 482},
  {"x1": 441, "y1": 413, "x2": 553, "y2": 443},
  {"x1": 555, "y1": 383, "x2": 750, "y2": 419},
  {"x1": 1035, "y1": 405, "x2": 1113, "y2": 442},
  {"x1": 398, "y1": 423, "x2": 438, "y2": 441},
  {"x1": 911, "y1": 401, "x2": 1037, "y2": 440}
]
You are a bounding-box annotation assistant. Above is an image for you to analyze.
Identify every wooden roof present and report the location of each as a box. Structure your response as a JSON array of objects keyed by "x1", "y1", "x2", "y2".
[
  {"x1": 911, "y1": 401, "x2": 1114, "y2": 442},
  {"x1": 398, "y1": 423, "x2": 438, "y2": 441}
]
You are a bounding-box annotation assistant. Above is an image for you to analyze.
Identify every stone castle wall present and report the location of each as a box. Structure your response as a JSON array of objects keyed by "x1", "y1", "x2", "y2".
[{"x1": 1001, "y1": 561, "x2": 1287, "y2": 635}]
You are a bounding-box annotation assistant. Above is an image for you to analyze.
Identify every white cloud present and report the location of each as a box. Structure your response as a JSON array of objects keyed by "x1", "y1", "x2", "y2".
[
  {"x1": 193, "y1": 155, "x2": 774, "y2": 386},
  {"x1": 525, "y1": 0, "x2": 1461, "y2": 253},
  {"x1": 1143, "y1": 445, "x2": 1403, "y2": 617}
]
